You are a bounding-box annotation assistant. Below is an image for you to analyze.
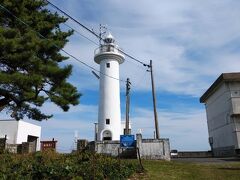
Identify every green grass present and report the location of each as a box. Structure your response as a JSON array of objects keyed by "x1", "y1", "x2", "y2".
[{"x1": 131, "y1": 160, "x2": 240, "y2": 180}]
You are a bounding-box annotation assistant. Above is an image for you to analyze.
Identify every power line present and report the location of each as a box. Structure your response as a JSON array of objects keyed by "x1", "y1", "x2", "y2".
[
  {"x1": 132, "y1": 69, "x2": 149, "y2": 89},
  {"x1": 63, "y1": 23, "x2": 98, "y2": 46},
  {"x1": 46, "y1": 0, "x2": 100, "y2": 40},
  {"x1": 0, "y1": 3, "x2": 125, "y2": 83},
  {"x1": 61, "y1": 22, "x2": 146, "y2": 71},
  {"x1": 45, "y1": 0, "x2": 149, "y2": 67},
  {"x1": 118, "y1": 49, "x2": 147, "y2": 66},
  {"x1": 60, "y1": 19, "x2": 147, "y2": 70}
]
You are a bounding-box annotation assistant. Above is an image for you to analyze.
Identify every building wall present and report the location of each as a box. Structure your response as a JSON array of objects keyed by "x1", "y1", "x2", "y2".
[
  {"x1": 0, "y1": 120, "x2": 19, "y2": 144},
  {"x1": 230, "y1": 83, "x2": 240, "y2": 114},
  {"x1": 17, "y1": 121, "x2": 41, "y2": 151},
  {"x1": 204, "y1": 82, "x2": 240, "y2": 156},
  {"x1": 233, "y1": 117, "x2": 240, "y2": 149},
  {"x1": 0, "y1": 120, "x2": 41, "y2": 151},
  {"x1": 229, "y1": 83, "x2": 240, "y2": 150}
]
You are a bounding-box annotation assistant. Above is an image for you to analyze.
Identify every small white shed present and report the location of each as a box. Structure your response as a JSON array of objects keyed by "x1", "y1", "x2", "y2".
[{"x1": 0, "y1": 119, "x2": 41, "y2": 151}]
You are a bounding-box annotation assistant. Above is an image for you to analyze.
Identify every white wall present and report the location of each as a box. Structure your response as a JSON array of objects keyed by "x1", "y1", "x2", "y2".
[
  {"x1": 0, "y1": 120, "x2": 18, "y2": 144},
  {"x1": 0, "y1": 120, "x2": 41, "y2": 151},
  {"x1": 17, "y1": 121, "x2": 41, "y2": 151}
]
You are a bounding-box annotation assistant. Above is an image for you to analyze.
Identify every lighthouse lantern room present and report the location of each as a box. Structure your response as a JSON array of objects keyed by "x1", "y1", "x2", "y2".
[{"x1": 94, "y1": 33, "x2": 124, "y2": 141}]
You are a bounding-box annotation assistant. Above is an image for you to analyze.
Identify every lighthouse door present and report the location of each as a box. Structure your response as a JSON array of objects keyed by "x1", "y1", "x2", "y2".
[{"x1": 102, "y1": 130, "x2": 112, "y2": 141}]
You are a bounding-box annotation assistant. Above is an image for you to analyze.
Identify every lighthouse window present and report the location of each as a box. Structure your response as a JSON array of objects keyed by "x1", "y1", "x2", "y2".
[
  {"x1": 106, "y1": 63, "x2": 110, "y2": 68},
  {"x1": 106, "y1": 118, "x2": 110, "y2": 124}
]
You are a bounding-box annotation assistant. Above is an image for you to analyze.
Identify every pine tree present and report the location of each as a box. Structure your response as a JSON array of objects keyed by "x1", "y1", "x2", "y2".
[{"x1": 0, "y1": 0, "x2": 80, "y2": 120}]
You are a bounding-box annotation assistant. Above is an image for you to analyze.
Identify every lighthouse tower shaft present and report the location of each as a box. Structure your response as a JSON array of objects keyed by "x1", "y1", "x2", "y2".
[{"x1": 94, "y1": 34, "x2": 124, "y2": 141}]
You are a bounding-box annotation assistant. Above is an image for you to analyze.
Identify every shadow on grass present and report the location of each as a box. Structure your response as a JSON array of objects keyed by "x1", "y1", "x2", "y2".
[
  {"x1": 218, "y1": 167, "x2": 240, "y2": 171},
  {"x1": 220, "y1": 158, "x2": 240, "y2": 162}
]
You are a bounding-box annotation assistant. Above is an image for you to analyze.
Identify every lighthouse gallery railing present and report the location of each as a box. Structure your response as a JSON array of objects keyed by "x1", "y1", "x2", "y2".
[{"x1": 94, "y1": 45, "x2": 123, "y2": 56}]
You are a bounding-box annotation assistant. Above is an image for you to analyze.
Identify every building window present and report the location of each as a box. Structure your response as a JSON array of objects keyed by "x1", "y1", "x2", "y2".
[
  {"x1": 106, "y1": 63, "x2": 110, "y2": 68},
  {"x1": 106, "y1": 118, "x2": 110, "y2": 124}
]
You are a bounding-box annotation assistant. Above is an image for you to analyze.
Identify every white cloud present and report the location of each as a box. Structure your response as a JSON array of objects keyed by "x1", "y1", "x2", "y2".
[
  {"x1": 130, "y1": 107, "x2": 209, "y2": 151},
  {"x1": 51, "y1": 0, "x2": 240, "y2": 97},
  {"x1": 2, "y1": 0, "x2": 239, "y2": 151},
  {"x1": 39, "y1": 102, "x2": 97, "y2": 116},
  {"x1": 29, "y1": 103, "x2": 98, "y2": 152},
  {"x1": 1, "y1": 103, "x2": 209, "y2": 152}
]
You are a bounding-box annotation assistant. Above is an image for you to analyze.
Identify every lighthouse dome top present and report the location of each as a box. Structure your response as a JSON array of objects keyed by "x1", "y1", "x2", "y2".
[
  {"x1": 94, "y1": 32, "x2": 125, "y2": 64},
  {"x1": 104, "y1": 33, "x2": 115, "y2": 44}
]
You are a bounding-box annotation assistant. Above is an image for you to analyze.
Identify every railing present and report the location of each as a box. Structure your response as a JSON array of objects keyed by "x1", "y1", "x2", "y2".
[{"x1": 94, "y1": 45, "x2": 122, "y2": 56}]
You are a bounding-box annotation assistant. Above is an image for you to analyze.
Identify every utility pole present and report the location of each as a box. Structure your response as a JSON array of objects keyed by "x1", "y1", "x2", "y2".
[
  {"x1": 125, "y1": 78, "x2": 131, "y2": 135},
  {"x1": 148, "y1": 60, "x2": 160, "y2": 139}
]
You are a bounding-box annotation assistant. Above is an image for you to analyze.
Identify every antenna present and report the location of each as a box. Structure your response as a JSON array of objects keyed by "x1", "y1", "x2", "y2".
[{"x1": 99, "y1": 24, "x2": 107, "y2": 45}]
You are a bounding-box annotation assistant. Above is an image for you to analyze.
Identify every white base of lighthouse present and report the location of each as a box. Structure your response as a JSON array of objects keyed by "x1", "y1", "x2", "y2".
[{"x1": 97, "y1": 59, "x2": 122, "y2": 141}]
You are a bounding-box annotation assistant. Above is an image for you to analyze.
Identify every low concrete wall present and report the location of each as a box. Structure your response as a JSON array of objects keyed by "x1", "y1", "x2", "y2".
[
  {"x1": 22, "y1": 142, "x2": 37, "y2": 153},
  {"x1": 87, "y1": 140, "x2": 136, "y2": 158},
  {"x1": 87, "y1": 134, "x2": 171, "y2": 160},
  {"x1": 212, "y1": 146, "x2": 236, "y2": 157},
  {"x1": 177, "y1": 151, "x2": 213, "y2": 158},
  {"x1": 94, "y1": 141, "x2": 120, "y2": 156},
  {"x1": 6, "y1": 144, "x2": 23, "y2": 153},
  {"x1": 136, "y1": 134, "x2": 170, "y2": 160}
]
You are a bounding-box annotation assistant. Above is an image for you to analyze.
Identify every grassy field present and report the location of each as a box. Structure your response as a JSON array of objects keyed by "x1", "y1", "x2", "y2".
[{"x1": 131, "y1": 159, "x2": 240, "y2": 180}]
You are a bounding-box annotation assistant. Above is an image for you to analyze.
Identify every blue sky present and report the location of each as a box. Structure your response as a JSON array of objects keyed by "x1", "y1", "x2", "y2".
[{"x1": 1, "y1": 0, "x2": 240, "y2": 152}]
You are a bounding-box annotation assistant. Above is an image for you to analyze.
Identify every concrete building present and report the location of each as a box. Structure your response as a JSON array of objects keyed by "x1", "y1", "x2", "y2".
[
  {"x1": 0, "y1": 119, "x2": 41, "y2": 151},
  {"x1": 94, "y1": 33, "x2": 124, "y2": 141},
  {"x1": 200, "y1": 73, "x2": 240, "y2": 156}
]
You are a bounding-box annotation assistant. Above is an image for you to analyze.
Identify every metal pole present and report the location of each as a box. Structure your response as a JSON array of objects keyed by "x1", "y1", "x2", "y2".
[
  {"x1": 125, "y1": 78, "x2": 131, "y2": 135},
  {"x1": 149, "y1": 60, "x2": 160, "y2": 139},
  {"x1": 94, "y1": 123, "x2": 98, "y2": 141}
]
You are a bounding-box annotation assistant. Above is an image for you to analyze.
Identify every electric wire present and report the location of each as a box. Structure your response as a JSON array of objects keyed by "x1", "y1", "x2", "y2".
[
  {"x1": 0, "y1": 3, "x2": 125, "y2": 83},
  {"x1": 46, "y1": 0, "x2": 100, "y2": 40},
  {"x1": 63, "y1": 23, "x2": 98, "y2": 46},
  {"x1": 45, "y1": 0, "x2": 149, "y2": 67},
  {"x1": 61, "y1": 21, "x2": 147, "y2": 71},
  {"x1": 0, "y1": 2, "x2": 158, "y2": 143},
  {"x1": 132, "y1": 70, "x2": 149, "y2": 89}
]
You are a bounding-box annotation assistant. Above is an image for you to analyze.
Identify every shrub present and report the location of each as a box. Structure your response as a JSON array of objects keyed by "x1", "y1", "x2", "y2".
[{"x1": 0, "y1": 151, "x2": 138, "y2": 179}]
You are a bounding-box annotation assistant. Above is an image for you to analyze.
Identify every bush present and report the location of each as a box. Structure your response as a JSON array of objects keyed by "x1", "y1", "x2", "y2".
[{"x1": 0, "y1": 151, "x2": 139, "y2": 179}]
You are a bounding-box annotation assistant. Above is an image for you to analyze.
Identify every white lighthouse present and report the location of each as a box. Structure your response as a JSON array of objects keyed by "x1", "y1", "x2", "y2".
[{"x1": 94, "y1": 33, "x2": 124, "y2": 141}]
